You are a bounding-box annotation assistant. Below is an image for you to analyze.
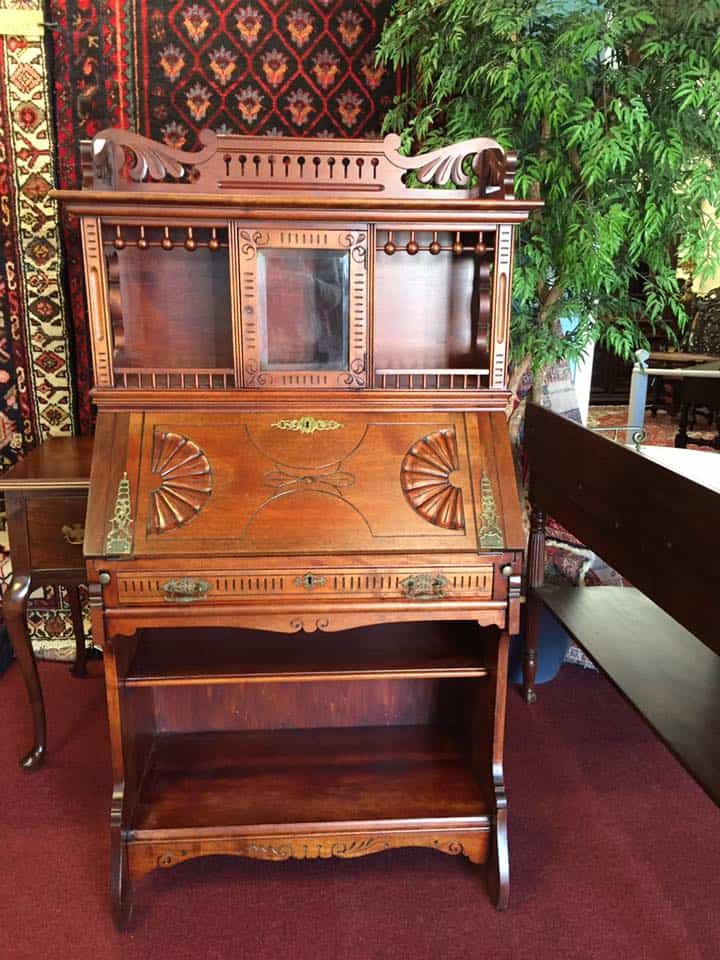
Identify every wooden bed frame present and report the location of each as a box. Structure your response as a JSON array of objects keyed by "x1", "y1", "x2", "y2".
[{"x1": 523, "y1": 403, "x2": 720, "y2": 806}]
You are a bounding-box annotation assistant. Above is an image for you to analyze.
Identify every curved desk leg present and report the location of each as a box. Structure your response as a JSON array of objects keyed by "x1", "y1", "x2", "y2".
[
  {"x1": 486, "y1": 627, "x2": 510, "y2": 909},
  {"x1": 67, "y1": 585, "x2": 88, "y2": 678},
  {"x1": 111, "y1": 818, "x2": 132, "y2": 930},
  {"x1": 5, "y1": 574, "x2": 46, "y2": 770}
]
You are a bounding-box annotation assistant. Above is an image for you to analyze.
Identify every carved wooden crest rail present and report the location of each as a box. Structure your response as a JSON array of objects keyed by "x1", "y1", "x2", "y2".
[{"x1": 85, "y1": 128, "x2": 516, "y2": 200}]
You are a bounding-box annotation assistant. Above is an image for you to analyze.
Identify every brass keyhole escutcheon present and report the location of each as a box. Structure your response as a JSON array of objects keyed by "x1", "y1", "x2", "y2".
[{"x1": 295, "y1": 573, "x2": 326, "y2": 590}]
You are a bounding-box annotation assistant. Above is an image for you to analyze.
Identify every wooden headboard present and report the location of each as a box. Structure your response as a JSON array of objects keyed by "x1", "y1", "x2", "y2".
[{"x1": 525, "y1": 403, "x2": 720, "y2": 655}]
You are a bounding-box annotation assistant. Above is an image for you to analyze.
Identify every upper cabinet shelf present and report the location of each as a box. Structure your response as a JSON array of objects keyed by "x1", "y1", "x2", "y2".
[{"x1": 55, "y1": 129, "x2": 542, "y2": 402}]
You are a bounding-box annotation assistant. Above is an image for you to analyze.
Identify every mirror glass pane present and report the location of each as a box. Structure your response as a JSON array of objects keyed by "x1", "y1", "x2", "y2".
[{"x1": 257, "y1": 249, "x2": 349, "y2": 370}]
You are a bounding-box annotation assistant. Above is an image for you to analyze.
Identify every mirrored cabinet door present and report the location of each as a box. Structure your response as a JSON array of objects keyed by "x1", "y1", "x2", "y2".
[
  {"x1": 257, "y1": 249, "x2": 349, "y2": 371},
  {"x1": 235, "y1": 226, "x2": 368, "y2": 388}
]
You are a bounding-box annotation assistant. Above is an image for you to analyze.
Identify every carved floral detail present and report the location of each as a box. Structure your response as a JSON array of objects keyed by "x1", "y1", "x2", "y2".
[
  {"x1": 342, "y1": 355, "x2": 366, "y2": 388},
  {"x1": 244, "y1": 359, "x2": 267, "y2": 387},
  {"x1": 400, "y1": 429, "x2": 465, "y2": 531},
  {"x1": 141, "y1": 831, "x2": 488, "y2": 877},
  {"x1": 239, "y1": 229, "x2": 270, "y2": 257},
  {"x1": 338, "y1": 231, "x2": 367, "y2": 266},
  {"x1": 149, "y1": 431, "x2": 212, "y2": 534},
  {"x1": 247, "y1": 838, "x2": 385, "y2": 860},
  {"x1": 289, "y1": 617, "x2": 331, "y2": 632}
]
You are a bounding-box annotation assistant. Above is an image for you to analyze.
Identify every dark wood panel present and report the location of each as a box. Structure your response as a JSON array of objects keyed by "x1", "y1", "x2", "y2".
[
  {"x1": 537, "y1": 585, "x2": 720, "y2": 805},
  {"x1": 0, "y1": 436, "x2": 93, "y2": 489},
  {"x1": 151, "y1": 678, "x2": 469, "y2": 733},
  {"x1": 126, "y1": 622, "x2": 487, "y2": 685},
  {"x1": 525, "y1": 402, "x2": 720, "y2": 653},
  {"x1": 589, "y1": 344, "x2": 632, "y2": 404},
  {"x1": 25, "y1": 496, "x2": 87, "y2": 570},
  {"x1": 132, "y1": 725, "x2": 485, "y2": 832}
]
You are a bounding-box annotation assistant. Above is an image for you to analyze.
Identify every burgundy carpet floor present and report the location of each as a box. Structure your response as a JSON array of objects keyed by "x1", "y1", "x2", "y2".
[{"x1": 1, "y1": 660, "x2": 718, "y2": 960}]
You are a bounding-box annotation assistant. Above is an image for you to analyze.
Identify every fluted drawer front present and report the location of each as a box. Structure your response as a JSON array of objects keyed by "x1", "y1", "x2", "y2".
[{"x1": 114, "y1": 566, "x2": 494, "y2": 606}]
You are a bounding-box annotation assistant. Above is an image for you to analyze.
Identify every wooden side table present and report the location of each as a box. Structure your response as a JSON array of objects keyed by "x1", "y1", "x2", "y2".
[
  {"x1": 1, "y1": 436, "x2": 93, "y2": 770},
  {"x1": 674, "y1": 359, "x2": 720, "y2": 449},
  {"x1": 647, "y1": 351, "x2": 719, "y2": 417}
]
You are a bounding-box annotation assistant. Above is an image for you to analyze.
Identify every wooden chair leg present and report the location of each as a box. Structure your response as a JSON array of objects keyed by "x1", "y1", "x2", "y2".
[
  {"x1": 523, "y1": 597, "x2": 540, "y2": 704},
  {"x1": 67, "y1": 585, "x2": 88, "y2": 678},
  {"x1": 523, "y1": 505, "x2": 546, "y2": 704},
  {"x1": 5, "y1": 574, "x2": 46, "y2": 770},
  {"x1": 675, "y1": 402, "x2": 690, "y2": 448}
]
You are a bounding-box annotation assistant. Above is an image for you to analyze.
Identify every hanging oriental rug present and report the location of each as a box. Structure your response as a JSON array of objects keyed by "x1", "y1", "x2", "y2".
[{"x1": 0, "y1": 0, "x2": 397, "y2": 659}]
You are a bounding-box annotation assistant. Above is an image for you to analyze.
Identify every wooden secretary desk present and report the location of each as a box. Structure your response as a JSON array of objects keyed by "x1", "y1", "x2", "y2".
[{"x1": 56, "y1": 128, "x2": 540, "y2": 927}]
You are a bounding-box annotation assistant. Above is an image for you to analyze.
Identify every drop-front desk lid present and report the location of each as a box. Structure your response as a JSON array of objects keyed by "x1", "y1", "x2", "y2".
[{"x1": 85, "y1": 409, "x2": 523, "y2": 560}]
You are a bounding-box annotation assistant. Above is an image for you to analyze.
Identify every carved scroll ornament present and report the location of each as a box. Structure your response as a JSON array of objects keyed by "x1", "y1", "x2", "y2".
[
  {"x1": 383, "y1": 132, "x2": 506, "y2": 189},
  {"x1": 92, "y1": 127, "x2": 217, "y2": 184}
]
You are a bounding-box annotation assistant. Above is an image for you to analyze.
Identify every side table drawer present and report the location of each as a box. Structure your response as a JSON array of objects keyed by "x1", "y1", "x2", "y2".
[
  {"x1": 114, "y1": 566, "x2": 495, "y2": 607},
  {"x1": 25, "y1": 495, "x2": 87, "y2": 570}
]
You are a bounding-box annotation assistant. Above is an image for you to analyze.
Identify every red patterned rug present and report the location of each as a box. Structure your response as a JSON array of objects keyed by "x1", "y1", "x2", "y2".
[{"x1": 588, "y1": 403, "x2": 720, "y2": 449}]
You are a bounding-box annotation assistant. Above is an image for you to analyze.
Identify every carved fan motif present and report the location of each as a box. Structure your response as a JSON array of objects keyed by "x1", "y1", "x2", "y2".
[
  {"x1": 149, "y1": 432, "x2": 212, "y2": 534},
  {"x1": 400, "y1": 429, "x2": 465, "y2": 531}
]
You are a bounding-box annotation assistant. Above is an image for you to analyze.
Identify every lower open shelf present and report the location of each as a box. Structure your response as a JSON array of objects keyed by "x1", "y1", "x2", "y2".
[
  {"x1": 125, "y1": 622, "x2": 488, "y2": 686},
  {"x1": 131, "y1": 725, "x2": 488, "y2": 836}
]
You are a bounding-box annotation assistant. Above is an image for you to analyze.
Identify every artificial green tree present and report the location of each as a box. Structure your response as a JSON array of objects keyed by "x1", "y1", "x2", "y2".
[{"x1": 378, "y1": 0, "x2": 720, "y2": 398}]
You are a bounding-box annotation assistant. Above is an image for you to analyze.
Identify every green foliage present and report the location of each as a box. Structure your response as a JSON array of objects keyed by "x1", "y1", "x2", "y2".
[{"x1": 377, "y1": 0, "x2": 720, "y2": 371}]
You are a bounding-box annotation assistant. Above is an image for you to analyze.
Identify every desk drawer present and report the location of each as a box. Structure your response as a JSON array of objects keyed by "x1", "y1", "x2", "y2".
[
  {"x1": 114, "y1": 566, "x2": 495, "y2": 607},
  {"x1": 26, "y1": 495, "x2": 87, "y2": 570}
]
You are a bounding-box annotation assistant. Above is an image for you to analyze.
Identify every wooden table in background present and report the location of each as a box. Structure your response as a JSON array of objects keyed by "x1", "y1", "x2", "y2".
[
  {"x1": 1, "y1": 437, "x2": 93, "y2": 770},
  {"x1": 674, "y1": 359, "x2": 720, "y2": 449}
]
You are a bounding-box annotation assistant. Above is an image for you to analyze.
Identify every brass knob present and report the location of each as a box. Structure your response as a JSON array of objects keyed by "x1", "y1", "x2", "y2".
[
  {"x1": 61, "y1": 523, "x2": 84, "y2": 545},
  {"x1": 500, "y1": 564, "x2": 513, "y2": 577},
  {"x1": 98, "y1": 572, "x2": 111, "y2": 586}
]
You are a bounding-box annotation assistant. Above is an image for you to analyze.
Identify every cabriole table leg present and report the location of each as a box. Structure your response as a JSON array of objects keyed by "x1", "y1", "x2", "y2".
[{"x1": 5, "y1": 573, "x2": 46, "y2": 770}]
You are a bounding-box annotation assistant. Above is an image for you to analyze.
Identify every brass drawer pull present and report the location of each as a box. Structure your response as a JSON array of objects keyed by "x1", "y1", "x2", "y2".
[
  {"x1": 61, "y1": 523, "x2": 85, "y2": 545},
  {"x1": 399, "y1": 573, "x2": 449, "y2": 600},
  {"x1": 161, "y1": 578, "x2": 211, "y2": 603}
]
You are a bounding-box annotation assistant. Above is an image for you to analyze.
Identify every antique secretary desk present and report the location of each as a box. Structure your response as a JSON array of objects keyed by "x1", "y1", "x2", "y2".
[{"x1": 56, "y1": 127, "x2": 541, "y2": 927}]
